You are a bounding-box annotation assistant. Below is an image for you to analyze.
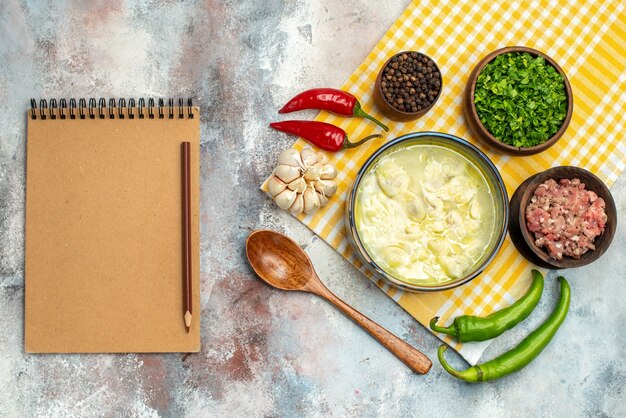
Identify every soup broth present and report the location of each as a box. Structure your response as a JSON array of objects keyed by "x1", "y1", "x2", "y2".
[{"x1": 355, "y1": 143, "x2": 498, "y2": 285}]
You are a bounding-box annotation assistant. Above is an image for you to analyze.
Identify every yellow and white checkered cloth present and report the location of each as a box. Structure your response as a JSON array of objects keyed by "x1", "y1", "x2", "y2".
[{"x1": 264, "y1": 0, "x2": 626, "y2": 364}]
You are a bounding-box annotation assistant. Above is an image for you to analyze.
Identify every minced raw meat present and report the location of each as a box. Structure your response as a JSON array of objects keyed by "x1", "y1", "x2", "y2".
[{"x1": 525, "y1": 178, "x2": 607, "y2": 260}]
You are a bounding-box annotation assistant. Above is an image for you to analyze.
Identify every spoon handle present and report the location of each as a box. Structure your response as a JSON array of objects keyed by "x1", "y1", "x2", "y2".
[{"x1": 309, "y1": 280, "x2": 432, "y2": 374}]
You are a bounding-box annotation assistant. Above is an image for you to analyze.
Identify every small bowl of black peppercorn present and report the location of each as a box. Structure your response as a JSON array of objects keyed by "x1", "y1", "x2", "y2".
[{"x1": 374, "y1": 51, "x2": 442, "y2": 122}]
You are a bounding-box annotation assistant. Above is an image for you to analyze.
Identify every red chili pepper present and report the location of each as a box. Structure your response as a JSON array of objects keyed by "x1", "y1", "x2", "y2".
[
  {"x1": 270, "y1": 120, "x2": 382, "y2": 152},
  {"x1": 278, "y1": 88, "x2": 389, "y2": 132}
]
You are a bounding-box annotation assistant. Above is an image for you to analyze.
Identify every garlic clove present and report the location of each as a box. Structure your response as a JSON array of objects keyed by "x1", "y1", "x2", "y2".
[
  {"x1": 303, "y1": 187, "x2": 321, "y2": 215},
  {"x1": 303, "y1": 163, "x2": 323, "y2": 181},
  {"x1": 288, "y1": 192, "x2": 304, "y2": 216},
  {"x1": 314, "y1": 179, "x2": 337, "y2": 197},
  {"x1": 300, "y1": 148, "x2": 318, "y2": 168},
  {"x1": 268, "y1": 175, "x2": 287, "y2": 197},
  {"x1": 278, "y1": 148, "x2": 304, "y2": 168},
  {"x1": 274, "y1": 189, "x2": 297, "y2": 210},
  {"x1": 316, "y1": 152, "x2": 329, "y2": 165},
  {"x1": 287, "y1": 177, "x2": 307, "y2": 193},
  {"x1": 317, "y1": 191, "x2": 329, "y2": 207},
  {"x1": 320, "y1": 163, "x2": 337, "y2": 180},
  {"x1": 274, "y1": 164, "x2": 301, "y2": 183}
]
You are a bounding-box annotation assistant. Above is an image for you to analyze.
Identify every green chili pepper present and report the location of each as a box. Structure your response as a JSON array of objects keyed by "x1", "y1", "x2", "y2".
[
  {"x1": 430, "y1": 270, "x2": 545, "y2": 342},
  {"x1": 438, "y1": 276, "x2": 570, "y2": 382}
]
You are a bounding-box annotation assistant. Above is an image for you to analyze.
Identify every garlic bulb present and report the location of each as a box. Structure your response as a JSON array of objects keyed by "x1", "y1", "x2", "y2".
[{"x1": 267, "y1": 147, "x2": 338, "y2": 216}]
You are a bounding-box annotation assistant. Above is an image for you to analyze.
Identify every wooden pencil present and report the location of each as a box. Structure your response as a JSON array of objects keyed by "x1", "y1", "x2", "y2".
[{"x1": 182, "y1": 141, "x2": 192, "y2": 332}]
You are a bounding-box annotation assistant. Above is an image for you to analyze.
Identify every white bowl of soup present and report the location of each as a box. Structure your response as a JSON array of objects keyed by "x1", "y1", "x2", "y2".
[{"x1": 345, "y1": 132, "x2": 508, "y2": 292}]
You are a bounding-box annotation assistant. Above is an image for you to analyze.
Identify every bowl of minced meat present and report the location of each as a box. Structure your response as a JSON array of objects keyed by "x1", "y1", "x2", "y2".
[
  {"x1": 509, "y1": 166, "x2": 616, "y2": 269},
  {"x1": 526, "y1": 178, "x2": 606, "y2": 259}
]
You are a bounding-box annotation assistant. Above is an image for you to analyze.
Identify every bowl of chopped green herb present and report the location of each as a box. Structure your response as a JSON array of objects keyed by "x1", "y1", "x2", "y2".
[{"x1": 464, "y1": 46, "x2": 573, "y2": 155}]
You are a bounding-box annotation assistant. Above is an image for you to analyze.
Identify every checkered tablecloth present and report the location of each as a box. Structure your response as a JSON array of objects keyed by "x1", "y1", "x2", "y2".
[{"x1": 263, "y1": 0, "x2": 626, "y2": 365}]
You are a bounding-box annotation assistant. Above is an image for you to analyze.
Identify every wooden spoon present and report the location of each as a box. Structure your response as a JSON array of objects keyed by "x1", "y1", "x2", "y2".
[{"x1": 245, "y1": 229, "x2": 432, "y2": 374}]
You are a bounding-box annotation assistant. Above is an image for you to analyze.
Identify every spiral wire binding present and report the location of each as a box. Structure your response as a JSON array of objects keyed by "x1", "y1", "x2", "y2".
[
  {"x1": 59, "y1": 99, "x2": 67, "y2": 119},
  {"x1": 29, "y1": 98, "x2": 196, "y2": 120},
  {"x1": 138, "y1": 98, "x2": 145, "y2": 119},
  {"x1": 118, "y1": 98, "x2": 126, "y2": 119},
  {"x1": 39, "y1": 99, "x2": 47, "y2": 120},
  {"x1": 49, "y1": 99, "x2": 57, "y2": 119},
  {"x1": 69, "y1": 98, "x2": 77, "y2": 119},
  {"x1": 128, "y1": 98, "x2": 136, "y2": 119},
  {"x1": 98, "y1": 98, "x2": 106, "y2": 119},
  {"x1": 88, "y1": 98, "x2": 96, "y2": 119},
  {"x1": 78, "y1": 98, "x2": 86, "y2": 119},
  {"x1": 108, "y1": 98, "x2": 116, "y2": 118},
  {"x1": 148, "y1": 98, "x2": 155, "y2": 119}
]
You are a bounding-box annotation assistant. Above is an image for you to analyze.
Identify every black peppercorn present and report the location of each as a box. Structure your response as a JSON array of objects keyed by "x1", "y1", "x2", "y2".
[{"x1": 379, "y1": 51, "x2": 441, "y2": 113}]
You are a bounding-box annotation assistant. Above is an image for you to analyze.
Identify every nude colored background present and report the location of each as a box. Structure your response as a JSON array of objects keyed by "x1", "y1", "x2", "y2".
[{"x1": 0, "y1": 0, "x2": 624, "y2": 416}]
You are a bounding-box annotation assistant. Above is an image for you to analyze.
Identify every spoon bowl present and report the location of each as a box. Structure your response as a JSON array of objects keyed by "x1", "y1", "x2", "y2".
[
  {"x1": 246, "y1": 229, "x2": 432, "y2": 374},
  {"x1": 246, "y1": 229, "x2": 313, "y2": 291}
]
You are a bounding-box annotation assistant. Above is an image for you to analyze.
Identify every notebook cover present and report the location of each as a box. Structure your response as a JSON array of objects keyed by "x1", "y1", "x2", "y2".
[{"x1": 25, "y1": 106, "x2": 201, "y2": 353}]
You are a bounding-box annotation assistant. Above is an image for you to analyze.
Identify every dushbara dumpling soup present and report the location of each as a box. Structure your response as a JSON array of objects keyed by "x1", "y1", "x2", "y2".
[{"x1": 354, "y1": 143, "x2": 498, "y2": 286}]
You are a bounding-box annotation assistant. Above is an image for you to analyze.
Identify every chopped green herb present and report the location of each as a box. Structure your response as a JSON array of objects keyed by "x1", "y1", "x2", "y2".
[{"x1": 474, "y1": 52, "x2": 568, "y2": 147}]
